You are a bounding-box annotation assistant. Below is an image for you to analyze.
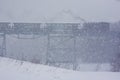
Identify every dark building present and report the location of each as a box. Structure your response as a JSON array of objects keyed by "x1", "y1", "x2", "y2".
[
  {"x1": 0, "y1": 22, "x2": 119, "y2": 65},
  {"x1": 82, "y1": 22, "x2": 110, "y2": 35}
]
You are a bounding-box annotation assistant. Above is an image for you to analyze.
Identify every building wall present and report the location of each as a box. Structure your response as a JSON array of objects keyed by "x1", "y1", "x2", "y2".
[{"x1": 0, "y1": 22, "x2": 119, "y2": 64}]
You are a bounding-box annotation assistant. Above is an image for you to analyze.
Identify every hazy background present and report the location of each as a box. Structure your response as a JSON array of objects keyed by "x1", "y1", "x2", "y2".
[{"x1": 0, "y1": 0, "x2": 120, "y2": 22}]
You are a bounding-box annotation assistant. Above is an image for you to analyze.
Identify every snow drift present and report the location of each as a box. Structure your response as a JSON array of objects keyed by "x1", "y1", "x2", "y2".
[{"x1": 0, "y1": 57, "x2": 120, "y2": 80}]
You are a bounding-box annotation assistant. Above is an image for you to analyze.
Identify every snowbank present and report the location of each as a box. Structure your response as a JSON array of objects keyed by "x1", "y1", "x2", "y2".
[{"x1": 0, "y1": 57, "x2": 120, "y2": 80}]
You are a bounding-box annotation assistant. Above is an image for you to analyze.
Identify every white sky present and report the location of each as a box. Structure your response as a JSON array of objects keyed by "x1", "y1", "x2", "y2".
[{"x1": 0, "y1": 0, "x2": 120, "y2": 22}]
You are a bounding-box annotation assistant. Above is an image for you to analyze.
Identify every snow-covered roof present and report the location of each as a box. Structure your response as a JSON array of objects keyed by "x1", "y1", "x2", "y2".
[{"x1": 45, "y1": 10, "x2": 86, "y2": 23}]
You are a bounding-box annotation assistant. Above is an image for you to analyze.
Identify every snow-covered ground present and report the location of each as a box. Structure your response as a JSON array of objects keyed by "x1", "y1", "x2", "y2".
[{"x1": 0, "y1": 57, "x2": 120, "y2": 80}]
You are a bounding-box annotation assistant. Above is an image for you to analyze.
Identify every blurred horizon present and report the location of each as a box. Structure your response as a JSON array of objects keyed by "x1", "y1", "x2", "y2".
[{"x1": 0, "y1": 0, "x2": 120, "y2": 22}]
